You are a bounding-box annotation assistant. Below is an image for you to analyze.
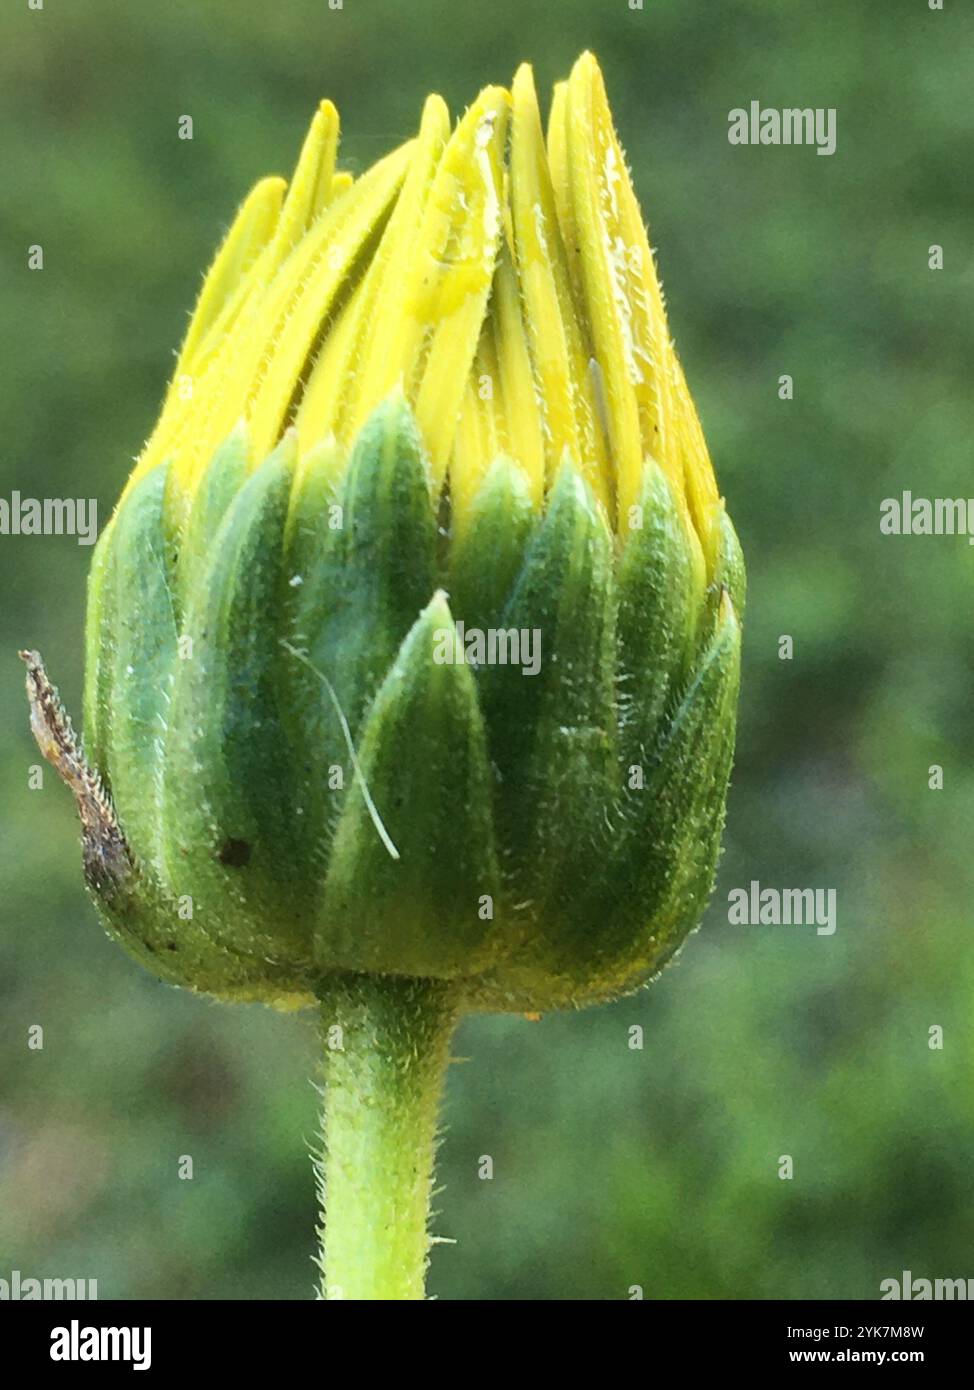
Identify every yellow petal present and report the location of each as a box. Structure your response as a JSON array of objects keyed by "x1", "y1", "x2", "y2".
[
  {"x1": 486, "y1": 238, "x2": 546, "y2": 508},
  {"x1": 244, "y1": 140, "x2": 413, "y2": 465},
  {"x1": 269, "y1": 99, "x2": 341, "y2": 257},
  {"x1": 329, "y1": 171, "x2": 355, "y2": 200},
  {"x1": 562, "y1": 53, "x2": 653, "y2": 528},
  {"x1": 291, "y1": 269, "x2": 371, "y2": 462},
  {"x1": 140, "y1": 176, "x2": 284, "y2": 479},
  {"x1": 510, "y1": 63, "x2": 609, "y2": 518},
  {"x1": 370, "y1": 86, "x2": 511, "y2": 487},
  {"x1": 668, "y1": 353, "x2": 720, "y2": 571},
  {"x1": 186, "y1": 101, "x2": 343, "y2": 395},
  {"x1": 147, "y1": 140, "x2": 412, "y2": 523},
  {"x1": 295, "y1": 93, "x2": 451, "y2": 454},
  {"x1": 450, "y1": 229, "x2": 547, "y2": 533},
  {"x1": 174, "y1": 176, "x2": 286, "y2": 381},
  {"x1": 450, "y1": 375, "x2": 494, "y2": 528},
  {"x1": 562, "y1": 53, "x2": 718, "y2": 560},
  {"x1": 545, "y1": 81, "x2": 582, "y2": 301}
]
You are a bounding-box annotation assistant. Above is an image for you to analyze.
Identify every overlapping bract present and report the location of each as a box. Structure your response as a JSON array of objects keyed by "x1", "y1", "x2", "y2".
[{"x1": 82, "y1": 54, "x2": 744, "y2": 1011}]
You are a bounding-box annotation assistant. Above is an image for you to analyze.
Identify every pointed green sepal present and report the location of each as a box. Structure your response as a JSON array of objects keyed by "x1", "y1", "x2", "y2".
[
  {"x1": 26, "y1": 641, "x2": 309, "y2": 1006},
  {"x1": 479, "y1": 459, "x2": 616, "y2": 905},
  {"x1": 697, "y1": 501, "x2": 746, "y2": 651},
  {"x1": 175, "y1": 422, "x2": 251, "y2": 611},
  {"x1": 616, "y1": 459, "x2": 703, "y2": 769},
  {"x1": 284, "y1": 435, "x2": 346, "y2": 552},
  {"x1": 102, "y1": 463, "x2": 177, "y2": 873},
  {"x1": 281, "y1": 395, "x2": 438, "y2": 858},
  {"x1": 474, "y1": 589, "x2": 740, "y2": 1010},
  {"x1": 162, "y1": 435, "x2": 313, "y2": 964},
  {"x1": 82, "y1": 512, "x2": 119, "y2": 784},
  {"x1": 448, "y1": 455, "x2": 538, "y2": 632},
  {"x1": 291, "y1": 393, "x2": 437, "y2": 736},
  {"x1": 582, "y1": 589, "x2": 741, "y2": 999},
  {"x1": 318, "y1": 591, "x2": 501, "y2": 979}
]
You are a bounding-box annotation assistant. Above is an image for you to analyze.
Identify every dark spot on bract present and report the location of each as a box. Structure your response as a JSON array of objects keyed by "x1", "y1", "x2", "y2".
[{"x1": 217, "y1": 838, "x2": 252, "y2": 868}]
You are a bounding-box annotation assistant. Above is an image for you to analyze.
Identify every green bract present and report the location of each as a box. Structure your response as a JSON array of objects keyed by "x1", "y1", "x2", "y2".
[{"x1": 78, "y1": 395, "x2": 743, "y2": 1014}]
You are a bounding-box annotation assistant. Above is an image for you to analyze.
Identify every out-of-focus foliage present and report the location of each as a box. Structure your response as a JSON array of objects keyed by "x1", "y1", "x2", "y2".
[{"x1": 1, "y1": 0, "x2": 971, "y2": 1299}]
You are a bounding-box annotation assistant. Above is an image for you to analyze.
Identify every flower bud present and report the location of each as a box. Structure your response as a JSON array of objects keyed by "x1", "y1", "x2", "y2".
[{"x1": 26, "y1": 53, "x2": 743, "y2": 1015}]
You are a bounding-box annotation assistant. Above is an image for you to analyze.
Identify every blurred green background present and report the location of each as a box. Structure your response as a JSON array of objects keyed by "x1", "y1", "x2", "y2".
[{"x1": 2, "y1": 0, "x2": 972, "y2": 1300}]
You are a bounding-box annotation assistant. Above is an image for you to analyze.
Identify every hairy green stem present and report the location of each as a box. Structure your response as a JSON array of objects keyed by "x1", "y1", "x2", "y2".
[{"x1": 317, "y1": 973, "x2": 460, "y2": 1300}]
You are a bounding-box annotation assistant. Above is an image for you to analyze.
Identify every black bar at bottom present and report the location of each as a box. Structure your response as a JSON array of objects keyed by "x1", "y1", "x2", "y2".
[{"x1": 1, "y1": 1297, "x2": 967, "y2": 1373}]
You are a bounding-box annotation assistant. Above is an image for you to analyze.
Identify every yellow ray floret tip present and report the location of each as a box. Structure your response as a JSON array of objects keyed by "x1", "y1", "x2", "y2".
[{"x1": 119, "y1": 55, "x2": 723, "y2": 574}]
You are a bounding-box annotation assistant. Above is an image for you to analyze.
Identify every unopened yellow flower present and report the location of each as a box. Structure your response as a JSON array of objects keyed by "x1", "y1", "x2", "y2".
[{"x1": 122, "y1": 52, "x2": 720, "y2": 574}]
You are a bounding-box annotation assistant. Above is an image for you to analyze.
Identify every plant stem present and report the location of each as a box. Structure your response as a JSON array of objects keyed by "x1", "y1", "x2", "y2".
[{"x1": 317, "y1": 972, "x2": 460, "y2": 1300}]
